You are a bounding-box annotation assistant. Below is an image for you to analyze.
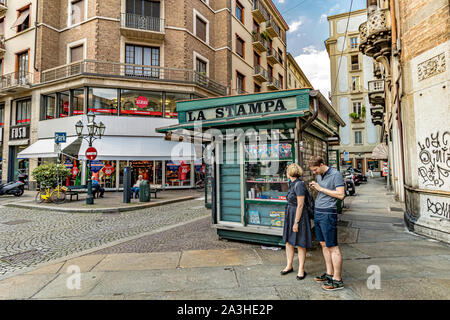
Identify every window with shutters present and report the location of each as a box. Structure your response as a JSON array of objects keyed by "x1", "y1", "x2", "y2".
[
  {"x1": 14, "y1": 6, "x2": 30, "y2": 32},
  {"x1": 236, "y1": 35, "x2": 245, "y2": 58},
  {"x1": 195, "y1": 16, "x2": 207, "y2": 42},
  {"x1": 70, "y1": 45, "x2": 84, "y2": 63},
  {"x1": 354, "y1": 131, "x2": 363, "y2": 145},
  {"x1": 236, "y1": 71, "x2": 245, "y2": 94}
]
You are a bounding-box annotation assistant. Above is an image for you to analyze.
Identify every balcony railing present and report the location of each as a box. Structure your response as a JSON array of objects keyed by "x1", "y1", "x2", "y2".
[
  {"x1": 121, "y1": 13, "x2": 164, "y2": 32},
  {"x1": 266, "y1": 18, "x2": 282, "y2": 39},
  {"x1": 359, "y1": 8, "x2": 392, "y2": 58},
  {"x1": 266, "y1": 47, "x2": 283, "y2": 65},
  {"x1": 253, "y1": 64, "x2": 268, "y2": 82},
  {"x1": 252, "y1": 32, "x2": 268, "y2": 52},
  {"x1": 368, "y1": 79, "x2": 385, "y2": 105},
  {"x1": 0, "y1": 72, "x2": 33, "y2": 92},
  {"x1": 252, "y1": 0, "x2": 269, "y2": 23},
  {"x1": 368, "y1": 79, "x2": 384, "y2": 93},
  {"x1": 267, "y1": 76, "x2": 282, "y2": 90},
  {"x1": 40, "y1": 60, "x2": 227, "y2": 96}
]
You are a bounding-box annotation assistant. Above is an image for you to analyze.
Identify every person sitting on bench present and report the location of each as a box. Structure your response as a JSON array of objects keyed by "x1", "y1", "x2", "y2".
[
  {"x1": 92, "y1": 176, "x2": 105, "y2": 198},
  {"x1": 130, "y1": 175, "x2": 143, "y2": 199}
]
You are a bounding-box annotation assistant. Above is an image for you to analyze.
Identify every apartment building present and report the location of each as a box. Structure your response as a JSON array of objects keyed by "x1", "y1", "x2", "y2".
[
  {"x1": 358, "y1": 0, "x2": 449, "y2": 242},
  {"x1": 0, "y1": 0, "x2": 289, "y2": 190},
  {"x1": 286, "y1": 52, "x2": 312, "y2": 89},
  {"x1": 325, "y1": 9, "x2": 381, "y2": 174}
]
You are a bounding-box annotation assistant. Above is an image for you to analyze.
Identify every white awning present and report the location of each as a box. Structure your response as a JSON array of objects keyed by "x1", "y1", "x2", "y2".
[
  {"x1": 77, "y1": 136, "x2": 197, "y2": 161},
  {"x1": 17, "y1": 136, "x2": 80, "y2": 159},
  {"x1": 11, "y1": 9, "x2": 30, "y2": 29}
]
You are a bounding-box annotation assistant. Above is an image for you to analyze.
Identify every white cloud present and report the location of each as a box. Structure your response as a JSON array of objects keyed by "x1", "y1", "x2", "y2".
[
  {"x1": 319, "y1": 14, "x2": 327, "y2": 24},
  {"x1": 277, "y1": 0, "x2": 285, "y2": 3},
  {"x1": 288, "y1": 18, "x2": 303, "y2": 33},
  {"x1": 294, "y1": 46, "x2": 331, "y2": 100}
]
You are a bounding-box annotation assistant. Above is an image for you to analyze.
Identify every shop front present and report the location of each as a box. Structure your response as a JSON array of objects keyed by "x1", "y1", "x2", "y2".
[{"x1": 157, "y1": 89, "x2": 345, "y2": 245}]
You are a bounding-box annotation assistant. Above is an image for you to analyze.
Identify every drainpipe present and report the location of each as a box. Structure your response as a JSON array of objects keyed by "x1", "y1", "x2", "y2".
[
  {"x1": 298, "y1": 90, "x2": 319, "y2": 167},
  {"x1": 34, "y1": 0, "x2": 39, "y2": 72}
]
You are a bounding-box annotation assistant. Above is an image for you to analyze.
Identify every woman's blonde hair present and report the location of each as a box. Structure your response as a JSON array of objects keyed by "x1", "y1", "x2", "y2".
[{"x1": 286, "y1": 163, "x2": 303, "y2": 178}]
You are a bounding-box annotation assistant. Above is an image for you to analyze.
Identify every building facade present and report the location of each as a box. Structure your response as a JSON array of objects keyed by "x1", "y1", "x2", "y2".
[
  {"x1": 0, "y1": 0, "x2": 289, "y2": 190},
  {"x1": 358, "y1": 0, "x2": 449, "y2": 242},
  {"x1": 326, "y1": 9, "x2": 382, "y2": 174},
  {"x1": 286, "y1": 52, "x2": 312, "y2": 90}
]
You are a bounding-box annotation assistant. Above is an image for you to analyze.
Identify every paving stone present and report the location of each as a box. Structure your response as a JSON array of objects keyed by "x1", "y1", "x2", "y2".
[
  {"x1": 123, "y1": 286, "x2": 281, "y2": 300},
  {"x1": 60, "y1": 255, "x2": 107, "y2": 273},
  {"x1": 32, "y1": 272, "x2": 105, "y2": 299},
  {"x1": 26, "y1": 262, "x2": 65, "y2": 275},
  {"x1": 88, "y1": 267, "x2": 239, "y2": 296},
  {"x1": 347, "y1": 278, "x2": 450, "y2": 300},
  {"x1": 179, "y1": 249, "x2": 262, "y2": 268},
  {"x1": 92, "y1": 252, "x2": 181, "y2": 271},
  {"x1": 349, "y1": 240, "x2": 450, "y2": 258},
  {"x1": 0, "y1": 274, "x2": 57, "y2": 299},
  {"x1": 275, "y1": 285, "x2": 362, "y2": 300}
]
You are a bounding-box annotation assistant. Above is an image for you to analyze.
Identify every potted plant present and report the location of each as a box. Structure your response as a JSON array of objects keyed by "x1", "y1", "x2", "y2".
[
  {"x1": 260, "y1": 30, "x2": 270, "y2": 41},
  {"x1": 32, "y1": 163, "x2": 71, "y2": 189},
  {"x1": 349, "y1": 112, "x2": 360, "y2": 121}
]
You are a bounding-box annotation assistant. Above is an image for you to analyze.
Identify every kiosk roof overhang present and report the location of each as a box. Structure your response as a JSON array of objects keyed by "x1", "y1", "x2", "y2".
[{"x1": 156, "y1": 89, "x2": 345, "y2": 134}]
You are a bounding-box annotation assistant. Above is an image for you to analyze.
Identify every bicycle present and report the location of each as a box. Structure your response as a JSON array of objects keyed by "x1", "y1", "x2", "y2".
[{"x1": 35, "y1": 185, "x2": 68, "y2": 204}]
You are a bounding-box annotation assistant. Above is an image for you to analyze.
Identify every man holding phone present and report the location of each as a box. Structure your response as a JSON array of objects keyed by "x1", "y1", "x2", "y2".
[{"x1": 308, "y1": 156, "x2": 345, "y2": 291}]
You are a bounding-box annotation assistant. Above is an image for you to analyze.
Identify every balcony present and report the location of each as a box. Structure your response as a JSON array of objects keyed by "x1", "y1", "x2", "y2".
[
  {"x1": 0, "y1": 36, "x2": 5, "y2": 57},
  {"x1": 0, "y1": 1, "x2": 7, "y2": 15},
  {"x1": 266, "y1": 48, "x2": 282, "y2": 66},
  {"x1": 265, "y1": 18, "x2": 281, "y2": 39},
  {"x1": 370, "y1": 105, "x2": 384, "y2": 126},
  {"x1": 252, "y1": 33, "x2": 268, "y2": 53},
  {"x1": 0, "y1": 72, "x2": 33, "y2": 95},
  {"x1": 253, "y1": 64, "x2": 268, "y2": 82},
  {"x1": 252, "y1": 0, "x2": 269, "y2": 23},
  {"x1": 368, "y1": 79, "x2": 385, "y2": 105},
  {"x1": 359, "y1": 8, "x2": 392, "y2": 59},
  {"x1": 120, "y1": 13, "x2": 165, "y2": 41},
  {"x1": 267, "y1": 77, "x2": 282, "y2": 90},
  {"x1": 40, "y1": 60, "x2": 227, "y2": 96}
]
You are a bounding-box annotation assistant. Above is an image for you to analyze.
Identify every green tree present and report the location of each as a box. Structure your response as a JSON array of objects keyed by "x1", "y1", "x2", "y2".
[{"x1": 32, "y1": 163, "x2": 71, "y2": 188}]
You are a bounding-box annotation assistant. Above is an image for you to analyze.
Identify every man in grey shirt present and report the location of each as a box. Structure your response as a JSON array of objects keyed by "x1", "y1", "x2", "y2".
[{"x1": 308, "y1": 156, "x2": 345, "y2": 291}]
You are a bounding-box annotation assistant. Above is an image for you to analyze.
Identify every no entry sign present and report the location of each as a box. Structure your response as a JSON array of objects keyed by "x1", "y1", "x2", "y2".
[{"x1": 85, "y1": 147, "x2": 98, "y2": 160}]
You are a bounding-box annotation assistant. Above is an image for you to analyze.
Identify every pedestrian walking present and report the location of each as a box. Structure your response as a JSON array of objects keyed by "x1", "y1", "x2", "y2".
[
  {"x1": 308, "y1": 156, "x2": 346, "y2": 291},
  {"x1": 280, "y1": 164, "x2": 313, "y2": 280}
]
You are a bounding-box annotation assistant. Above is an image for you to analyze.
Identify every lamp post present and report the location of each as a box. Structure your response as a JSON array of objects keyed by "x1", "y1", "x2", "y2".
[{"x1": 75, "y1": 111, "x2": 106, "y2": 205}]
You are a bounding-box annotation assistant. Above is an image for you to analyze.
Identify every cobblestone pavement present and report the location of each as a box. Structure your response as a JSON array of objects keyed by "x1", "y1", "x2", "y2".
[
  {"x1": 0, "y1": 198, "x2": 208, "y2": 276},
  {"x1": 91, "y1": 216, "x2": 261, "y2": 255}
]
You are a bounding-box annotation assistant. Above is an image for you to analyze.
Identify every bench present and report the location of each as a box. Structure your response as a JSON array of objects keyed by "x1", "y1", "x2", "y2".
[
  {"x1": 150, "y1": 184, "x2": 163, "y2": 199},
  {"x1": 66, "y1": 185, "x2": 87, "y2": 201}
]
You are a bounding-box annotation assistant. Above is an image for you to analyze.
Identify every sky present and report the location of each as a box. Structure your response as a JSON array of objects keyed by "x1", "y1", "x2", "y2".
[{"x1": 273, "y1": 0, "x2": 366, "y2": 98}]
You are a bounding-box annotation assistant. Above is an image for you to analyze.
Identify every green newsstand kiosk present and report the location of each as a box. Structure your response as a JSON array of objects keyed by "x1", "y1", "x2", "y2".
[{"x1": 157, "y1": 89, "x2": 345, "y2": 246}]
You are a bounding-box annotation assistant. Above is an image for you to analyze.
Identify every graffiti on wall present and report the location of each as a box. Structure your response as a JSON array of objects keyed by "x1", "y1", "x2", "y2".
[
  {"x1": 425, "y1": 198, "x2": 450, "y2": 220},
  {"x1": 418, "y1": 131, "x2": 450, "y2": 188}
]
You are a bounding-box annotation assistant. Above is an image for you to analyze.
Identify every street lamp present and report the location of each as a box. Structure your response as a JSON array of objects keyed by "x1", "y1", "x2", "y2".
[{"x1": 75, "y1": 112, "x2": 105, "y2": 205}]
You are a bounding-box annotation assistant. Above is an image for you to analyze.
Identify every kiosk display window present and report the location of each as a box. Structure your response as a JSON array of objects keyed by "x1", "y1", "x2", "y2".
[{"x1": 244, "y1": 140, "x2": 293, "y2": 228}]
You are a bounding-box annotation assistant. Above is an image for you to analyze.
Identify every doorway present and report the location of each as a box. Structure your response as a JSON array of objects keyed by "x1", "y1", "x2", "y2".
[{"x1": 355, "y1": 158, "x2": 364, "y2": 173}]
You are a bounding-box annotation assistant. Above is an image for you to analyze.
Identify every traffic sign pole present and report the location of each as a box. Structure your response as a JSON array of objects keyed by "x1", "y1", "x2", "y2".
[{"x1": 85, "y1": 147, "x2": 98, "y2": 205}]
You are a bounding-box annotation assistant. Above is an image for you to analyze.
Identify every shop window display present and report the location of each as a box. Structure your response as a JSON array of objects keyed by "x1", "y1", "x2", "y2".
[
  {"x1": 88, "y1": 88, "x2": 118, "y2": 115},
  {"x1": 73, "y1": 89, "x2": 85, "y2": 115},
  {"x1": 120, "y1": 90, "x2": 163, "y2": 117},
  {"x1": 130, "y1": 161, "x2": 154, "y2": 185},
  {"x1": 42, "y1": 94, "x2": 56, "y2": 120},
  {"x1": 166, "y1": 160, "x2": 191, "y2": 186},
  {"x1": 58, "y1": 91, "x2": 70, "y2": 118},
  {"x1": 164, "y1": 92, "x2": 190, "y2": 118}
]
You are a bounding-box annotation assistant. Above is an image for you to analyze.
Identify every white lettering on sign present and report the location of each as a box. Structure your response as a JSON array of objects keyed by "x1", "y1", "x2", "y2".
[
  {"x1": 185, "y1": 97, "x2": 299, "y2": 122},
  {"x1": 11, "y1": 127, "x2": 27, "y2": 140}
]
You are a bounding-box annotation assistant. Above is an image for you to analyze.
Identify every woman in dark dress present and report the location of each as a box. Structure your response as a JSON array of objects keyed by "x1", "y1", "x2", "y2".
[{"x1": 280, "y1": 164, "x2": 313, "y2": 280}]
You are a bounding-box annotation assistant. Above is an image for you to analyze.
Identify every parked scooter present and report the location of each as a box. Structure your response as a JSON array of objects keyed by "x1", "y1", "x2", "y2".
[
  {"x1": 0, "y1": 179, "x2": 25, "y2": 197},
  {"x1": 343, "y1": 172, "x2": 356, "y2": 196}
]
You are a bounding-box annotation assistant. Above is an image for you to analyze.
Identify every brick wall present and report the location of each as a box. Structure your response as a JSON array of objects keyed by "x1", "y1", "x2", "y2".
[{"x1": 399, "y1": 0, "x2": 449, "y2": 62}]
